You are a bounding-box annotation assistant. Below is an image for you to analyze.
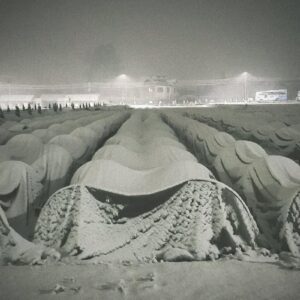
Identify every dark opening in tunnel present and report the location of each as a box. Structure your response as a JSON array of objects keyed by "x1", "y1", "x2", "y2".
[{"x1": 87, "y1": 183, "x2": 184, "y2": 219}]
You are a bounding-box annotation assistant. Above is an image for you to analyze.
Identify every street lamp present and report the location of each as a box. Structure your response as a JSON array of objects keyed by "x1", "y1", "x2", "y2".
[
  {"x1": 116, "y1": 74, "x2": 129, "y2": 104},
  {"x1": 242, "y1": 72, "x2": 248, "y2": 101},
  {"x1": 87, "y1": 82, "x2": 91, "y2": 93},
  {"x1": 118, "y1": 74, "x2": 128, "y2": 80}
]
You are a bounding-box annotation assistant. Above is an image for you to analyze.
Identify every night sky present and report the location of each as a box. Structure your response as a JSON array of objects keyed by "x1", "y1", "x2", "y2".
[{"x1": 0, "y1": 0, "x2": 299, "y2": 83}]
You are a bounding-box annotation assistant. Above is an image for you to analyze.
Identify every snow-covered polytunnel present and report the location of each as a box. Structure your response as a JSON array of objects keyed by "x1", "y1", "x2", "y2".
[
  {"x1": 33, "y1": 111, "x2": 260, "y2": 263},
  {"x1": 0, "y1": 111, "x2": 130, "y2": 240},
  {"x1": 163, "y1": 112, "x2": 300, "y2": 256}
]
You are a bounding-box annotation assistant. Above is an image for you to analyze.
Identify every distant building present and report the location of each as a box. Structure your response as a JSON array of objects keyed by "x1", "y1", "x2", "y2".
[
  {"x1": 39, "y1": 93, "x2": 101, "y2": 108},
  {"x1": 40, "y1": 94, "x2": 69, "y2": 108},
  {"x1": 0, "y1": 95, "x2": 35, "y2": 109},
  {"x1": 66, "y1": 94, "x2": 100, "y2": 108},
  {"x1": 144, "y1": 76, "x2": 176, "y2": 104}
]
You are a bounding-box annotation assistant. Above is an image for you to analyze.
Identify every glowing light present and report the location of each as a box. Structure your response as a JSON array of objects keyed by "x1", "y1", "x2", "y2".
[{"x1": 118, "y1": 74, "x2": 128, "y2": 80}]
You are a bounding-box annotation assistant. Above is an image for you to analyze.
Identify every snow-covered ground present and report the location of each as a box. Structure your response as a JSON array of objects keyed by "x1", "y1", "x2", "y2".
[{"x1": 1, "y1": 105, "x2": 299, "y2": 299}]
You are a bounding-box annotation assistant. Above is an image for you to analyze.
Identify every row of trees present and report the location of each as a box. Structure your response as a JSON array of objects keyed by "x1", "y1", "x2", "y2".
[
  {"x1": 50, "y1": 102, "x2": 97, "y2": 110},
  {"x1": 0, "y1": 104, "x2": 42, "y2": 118},
  {"x1": 0, "y1": 102, "x2": 103, "y2": 118},
  {"x1": 70, "y1": 102, "x2": 105, "y2": 110}
]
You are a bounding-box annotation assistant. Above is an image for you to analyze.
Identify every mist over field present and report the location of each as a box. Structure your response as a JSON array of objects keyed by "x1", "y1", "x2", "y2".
[
  {"x1": 1, "y1": 1, "x2": 300, "y2": 300},
  {"x1": 0, "y1": 0, "x2": 299, "y2": 84}
]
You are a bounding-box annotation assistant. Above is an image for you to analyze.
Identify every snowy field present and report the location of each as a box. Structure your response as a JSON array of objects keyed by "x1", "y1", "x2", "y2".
[{"x1": 0, "y1": 104, "x2": 299, "y2": 299}]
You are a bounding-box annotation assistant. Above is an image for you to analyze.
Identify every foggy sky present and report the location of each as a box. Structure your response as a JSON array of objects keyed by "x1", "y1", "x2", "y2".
[{"x1": 0, "y1": 0, "x2": 299, "y2": 84}]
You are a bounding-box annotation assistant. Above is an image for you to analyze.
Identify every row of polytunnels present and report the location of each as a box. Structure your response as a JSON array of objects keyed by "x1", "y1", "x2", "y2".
[
  {"x1": 0, "y1": 109, "x2": 299, "y2": 265},
  {"x1": 183, "y1": 107, "x2": 300, "y2": 161}
]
